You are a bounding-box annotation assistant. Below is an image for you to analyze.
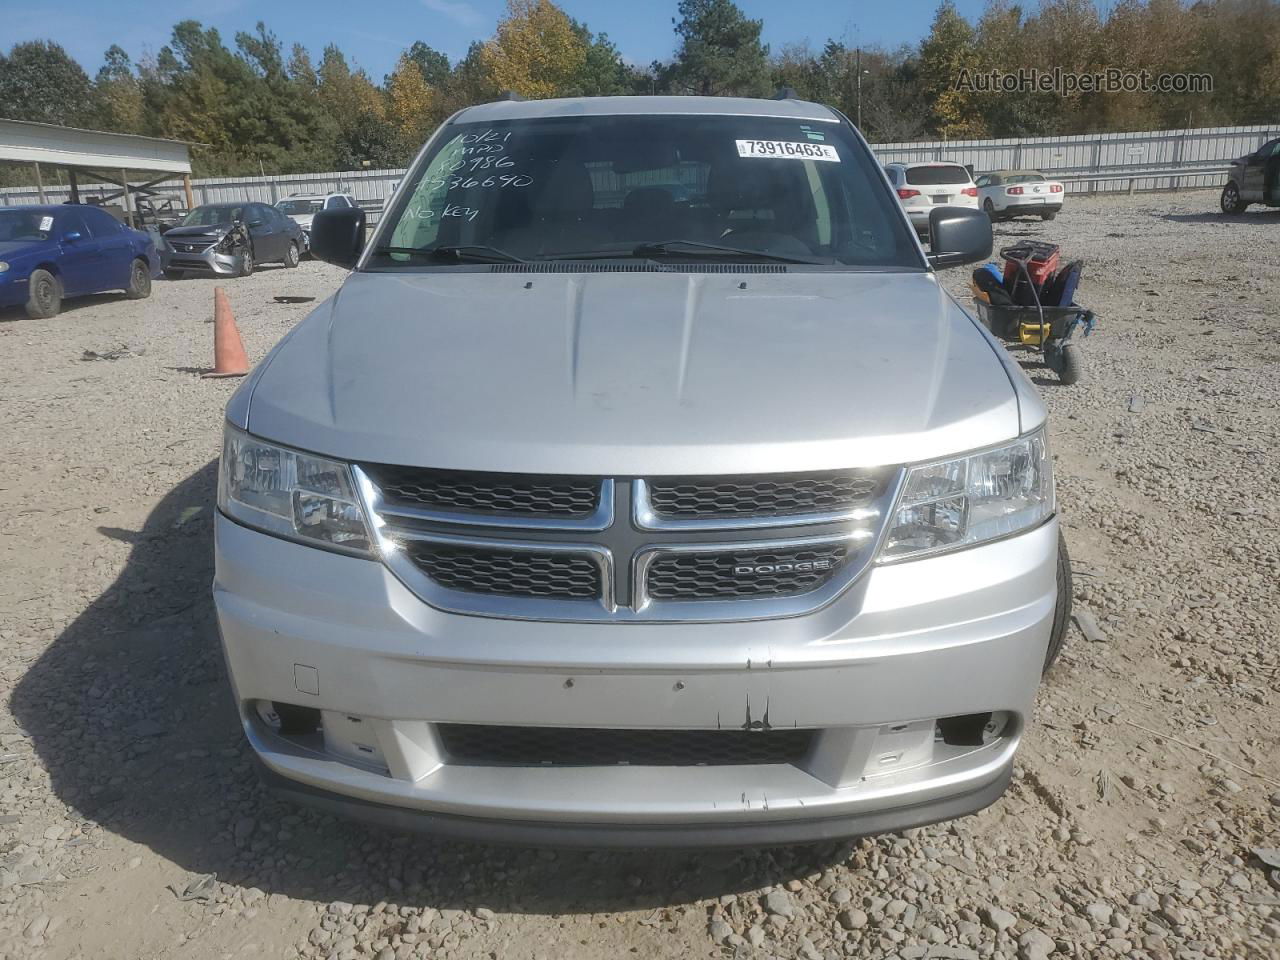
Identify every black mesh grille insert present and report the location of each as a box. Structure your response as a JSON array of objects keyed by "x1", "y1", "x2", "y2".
[
  {"x1": 437, "y1": 724, "x2": 815, "y2": 766},
  {"x1": 367, "y1": 466, "x2": 599, "y2": 518},
  {"x1": 646, "y1": 470, "x2": 882, "y2": 520},
  {"x1": 646, "y1": 544, "x2": 849, "y2": 601},
  {"x1": 405, "y1": 544, "x2": 601, "y2": 599}
]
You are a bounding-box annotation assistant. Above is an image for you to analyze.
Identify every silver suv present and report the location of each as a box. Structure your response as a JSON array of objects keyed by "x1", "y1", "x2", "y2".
[{"x1": 214, "y1": 95, "x2": 1070, "y2": 845}]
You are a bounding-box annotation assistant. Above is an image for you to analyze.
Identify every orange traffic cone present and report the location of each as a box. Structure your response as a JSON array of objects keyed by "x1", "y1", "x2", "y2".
[{"x1": 203, "y1": 287, "x2": 249, "y2": 378}]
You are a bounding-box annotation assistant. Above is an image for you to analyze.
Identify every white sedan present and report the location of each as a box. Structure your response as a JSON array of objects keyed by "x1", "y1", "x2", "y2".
[{"x1": 975, "y1": 170, "x2": 1064, "y2": 222}]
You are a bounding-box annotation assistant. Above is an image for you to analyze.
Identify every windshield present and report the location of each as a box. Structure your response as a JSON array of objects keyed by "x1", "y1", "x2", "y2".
[
  {"x1": 905, "y1": 166, "x2": 971, "y2": 186},
  {"x1": 182, "y1": 205, "x2": 243, "y2": 227},
  {"x1": 277, "y1": 199, "x2": 323, "y2": 214},
  {"x1": 374, "y1": 114, "x2": 919, "y2": 268},
  {"x1": 0, "y1": 210, "x2": 55, "y2": 242}
]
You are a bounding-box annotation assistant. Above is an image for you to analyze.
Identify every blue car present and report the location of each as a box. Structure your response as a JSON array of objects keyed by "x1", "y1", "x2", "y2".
[{"x1": 0, "y1": 204, "x2": 159, "y2": 319}]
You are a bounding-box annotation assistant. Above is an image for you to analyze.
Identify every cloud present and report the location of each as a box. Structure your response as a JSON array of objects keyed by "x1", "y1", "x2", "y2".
[{"x1": 420, "y1": 0, "x2": 484, "y2": 28}]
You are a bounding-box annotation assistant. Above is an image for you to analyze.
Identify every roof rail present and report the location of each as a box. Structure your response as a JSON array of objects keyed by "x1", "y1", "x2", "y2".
[
  {"x1": 773, "y1": 86, "x2": 800, "y2": 100},
  {"x1": 498, "y1": 90, "x2": 526, "y2": 102}
]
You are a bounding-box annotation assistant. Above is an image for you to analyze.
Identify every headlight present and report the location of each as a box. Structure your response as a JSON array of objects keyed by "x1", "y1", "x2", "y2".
[
  {"x1": 879, "y1": 429, "x2": 1053, "y2": 562},
  {"x1": 218, "y1": 424, "x2": 371, "y2": 555},
  {"x1": 215, "y1": 228, "x2": 242, "y2": 253},
  {"x1": 0, "y1": 262, "x2": 9, "y2": 273}
]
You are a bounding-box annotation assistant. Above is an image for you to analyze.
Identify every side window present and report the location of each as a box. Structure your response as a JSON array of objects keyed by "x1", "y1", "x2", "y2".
[
  {"x1": 975, "y1": 175, "x2": 990, "y2": 188},
  {"x1": 79, "y1": 207, "x2": 120, "y2": 236},
  {"x1": 1267, "y1": 140, "x2": 1280, "y2": 158},
  {"x1": 325, "y1": 196, "x2": 343, "y2": 210},
  {"x1": 59, "y1": 210, "x2": 90, "y2": 238}
]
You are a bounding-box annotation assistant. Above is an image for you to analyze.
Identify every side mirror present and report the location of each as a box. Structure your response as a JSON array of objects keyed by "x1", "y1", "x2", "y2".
[
  {"x1": 310, "y1": 207, "x2": 366, "y2": 269},
  {"x1": 62, "y1": 231, "x2": 83, "y2": 243},
  {"x1": 927, "y1": 207, "x2": 993, "y2": 269}
]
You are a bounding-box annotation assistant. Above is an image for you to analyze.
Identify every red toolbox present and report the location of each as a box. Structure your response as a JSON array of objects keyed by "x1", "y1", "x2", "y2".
[{"x1": 1002, "y1": 241, "x2": 1060, "y2": 306}]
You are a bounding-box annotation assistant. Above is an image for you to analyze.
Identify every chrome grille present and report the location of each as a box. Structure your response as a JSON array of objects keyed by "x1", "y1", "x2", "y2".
[
  {"x1": 437, "y1": 724, "x2": 815, "y2": 766},
  {"x1": 645, "y1": 470, "x2": 882, "y2": 520},
  {"x1": 356, "y1": 464, "x2": 900, "y2": 622},
  {"x1": 645, "y1": 544, "x2": 849, "y2": 601},
  {"x1": 404, "y1": 543, "x2": 601, "y2": 599},
  {"x1": 366, "y1": 465, "x2": 600, "y2": 519}
]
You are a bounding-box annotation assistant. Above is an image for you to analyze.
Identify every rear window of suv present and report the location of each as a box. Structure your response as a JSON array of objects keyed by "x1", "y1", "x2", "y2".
[
  {"x1": 905, "y1": 166, "x2": 972, "y2": 186},
  {"x1": 375, "y1": 113, "x2": 921, "y2": 269}
]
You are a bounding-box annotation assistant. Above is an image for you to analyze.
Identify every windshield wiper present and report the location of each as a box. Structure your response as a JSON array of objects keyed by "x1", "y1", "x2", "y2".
[
  {"x1": 630, "y1": 239, "x2": 826, "y2": 265},
  {"x1": 369, "y1": 244, "x2": 525, "y2": 264}
]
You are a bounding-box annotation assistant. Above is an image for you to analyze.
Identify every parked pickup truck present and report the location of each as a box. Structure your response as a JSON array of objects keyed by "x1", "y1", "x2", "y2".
[{"x1": 214, "y1": 94, "x2": 1071, "y2": 846}]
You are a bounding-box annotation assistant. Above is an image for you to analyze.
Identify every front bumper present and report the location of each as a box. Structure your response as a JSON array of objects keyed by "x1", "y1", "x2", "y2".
[
  {"x1": 214, "y1": 513, "x2": 1058, "y2": 845},
  {"x1": 164, "y1": 244, "x2": 244, "y2": 275}
]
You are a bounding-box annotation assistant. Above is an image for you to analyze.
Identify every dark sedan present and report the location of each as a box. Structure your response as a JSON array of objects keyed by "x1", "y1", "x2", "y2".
[
  {"x1": 1221, "y1": 136, "x2": 1280, "y2": 213},
  {"x1": 163, "y1": 202, "x2": 304, "y2": 278},
  {"x1": 0, "y1": 205, "x2": 158, "y2": 319}
]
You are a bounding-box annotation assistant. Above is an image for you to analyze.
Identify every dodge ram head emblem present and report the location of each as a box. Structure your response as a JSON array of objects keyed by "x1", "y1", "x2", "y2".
[{"x1": 733, "y1": 559, "x2": 833, "y2": 576}]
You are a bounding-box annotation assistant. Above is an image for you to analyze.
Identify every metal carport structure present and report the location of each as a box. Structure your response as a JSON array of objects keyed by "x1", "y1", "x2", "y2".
[{"x1": 0, "y1": 118, "x2": 193, "y2": 227}]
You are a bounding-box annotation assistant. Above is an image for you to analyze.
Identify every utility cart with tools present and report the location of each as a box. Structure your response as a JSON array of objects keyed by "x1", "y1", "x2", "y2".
[{"x1": 970, "y1": 241, "x2": 1097, "y2": 386}]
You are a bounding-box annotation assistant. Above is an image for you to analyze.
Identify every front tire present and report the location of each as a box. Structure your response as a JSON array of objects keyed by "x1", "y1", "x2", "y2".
[
  {"x1": 283, "y1": 240, "x2": 300, "y2": 268},
  {"x1": 983, "y1": 198, "x2": 998, "y2": 221},
  {"x1": 125, "y1": 258, "x2": 152, "y2": 299},
  {"x1": 25, "y1": 269, "x2": 62, "y2": 319},
  {"x1": 1220, "y1": 181, "x2": 1247, "y2": 214},
  {"x1": 1044, "y1": 534, "x2": 1073, "y2": 673},
  {"x1": 238, "y1": 246, "x2": 255, "y2": 277}
]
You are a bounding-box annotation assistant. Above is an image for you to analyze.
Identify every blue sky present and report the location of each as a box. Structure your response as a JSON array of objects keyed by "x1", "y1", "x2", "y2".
[{"x1": 3, "y1": 0, "x2": 988, "y2": 79}]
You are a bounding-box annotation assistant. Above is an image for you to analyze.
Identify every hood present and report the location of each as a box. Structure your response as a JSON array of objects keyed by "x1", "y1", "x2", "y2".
[
  {"x1": 164, "y1": 224, "x2": 232, "y2": 240},
  {"x1": 244, "y1": 270, "x2": 1022, "y2": 475}
]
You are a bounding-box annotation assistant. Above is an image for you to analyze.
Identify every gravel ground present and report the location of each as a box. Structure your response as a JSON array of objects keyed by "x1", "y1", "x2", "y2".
[{"x1": 0, "y1": 193, "x2": 1278, "y2": 960}]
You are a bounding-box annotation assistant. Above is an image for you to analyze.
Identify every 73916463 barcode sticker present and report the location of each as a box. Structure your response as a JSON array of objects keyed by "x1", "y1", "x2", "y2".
[{"x1": 735, "y1": 140, "x2": 840, "y2": 161}]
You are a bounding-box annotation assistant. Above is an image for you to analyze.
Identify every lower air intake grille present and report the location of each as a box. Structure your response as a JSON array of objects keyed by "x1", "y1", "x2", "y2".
[
  {"x1": 365, "y1": 466, "x2": 600, "y2": 519},
  {"x1": 646, "y1": 544, "x2": 849, "y2": 601},
  {"x1": 437, "y1": 724, "x2": 816, "y2": 766},
  {"x1": 646, "y1": 470, "x2": 882, "y2": 520},
  {"x1": 405, "y1": 543, "x2": 601, "y2": 600}
]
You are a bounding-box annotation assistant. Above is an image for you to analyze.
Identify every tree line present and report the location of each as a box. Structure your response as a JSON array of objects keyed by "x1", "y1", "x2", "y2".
[{"x1": 1, "y1": 0, "x2": 1277, "y2": 181}]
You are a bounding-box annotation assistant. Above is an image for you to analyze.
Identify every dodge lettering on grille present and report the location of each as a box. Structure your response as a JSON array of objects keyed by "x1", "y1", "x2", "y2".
[{"x1": 734, "y1": 559, "x2": 834, "y2": 576}]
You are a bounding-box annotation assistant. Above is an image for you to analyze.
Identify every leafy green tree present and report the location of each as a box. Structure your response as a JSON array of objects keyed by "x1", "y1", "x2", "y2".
[
  {"x1": 387, "y1": 53, "x2": 442, "y2": 156},
  {"x1": 669, "y1": 0, "x2": 771, "y2": 96},
  {"x1": 403, "y1": 42, "x2": 451, "y2": 88},
  {"x1": 564, "y1": 20, "x2": 637, "y2": 96},
  {"x1": 0, "y1": 40, "x2": 94, "y2": 126},
  {"x1": 287, "y1": 43, "x2": 319, "y2": 90},
  {"x1": 480, "y1": 0, "x2": 587, "y2": 99},
  {"x1": 442, "y1": 41, "x2": 500, "y2": 113},
  {"x1": 918, "y1": 1, "x2": 986, "y2": 138},
  {"x1": 92, "y1": 45, "x2": 145, "y2": 134}
]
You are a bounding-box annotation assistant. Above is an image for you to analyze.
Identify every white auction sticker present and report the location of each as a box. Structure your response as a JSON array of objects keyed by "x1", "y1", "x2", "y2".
[
  {"x1": 39, "y1": 216, "x2": 54, "y2": 232},
  {"x1": 735, "y1": 139, "x2": 840, "y2": 161}
]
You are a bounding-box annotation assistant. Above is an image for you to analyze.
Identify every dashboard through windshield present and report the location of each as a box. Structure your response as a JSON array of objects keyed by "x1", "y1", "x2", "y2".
[{"x1": 373, "y1": 114, "x2": 921, "y2": 269}]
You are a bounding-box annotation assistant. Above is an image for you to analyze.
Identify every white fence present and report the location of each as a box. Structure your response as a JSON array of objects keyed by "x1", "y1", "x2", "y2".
[
  {"x1": 3, "y1": 122, "x2": 1276, "y2": 213},
  {"x1": 873, "y1": 123, "x2": 1279, "y2": 194}
]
